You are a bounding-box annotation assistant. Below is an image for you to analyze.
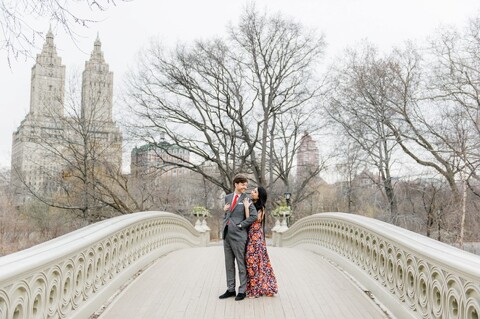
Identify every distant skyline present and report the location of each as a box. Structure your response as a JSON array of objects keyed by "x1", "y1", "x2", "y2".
[{"x1": 2, "y1": 0, "x2": 480, "y2": 169}]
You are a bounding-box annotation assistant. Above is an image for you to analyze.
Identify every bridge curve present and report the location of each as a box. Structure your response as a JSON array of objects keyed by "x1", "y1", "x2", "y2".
[
  {"x1": 0, "y1": 212, "x2": 209, "y2": 319},
  {"x1": 273, "y1": 212, "x2": 480, "y2": 319},
  {"x1": 1, "y1": 211, "x2": 479, "y2": 319}
]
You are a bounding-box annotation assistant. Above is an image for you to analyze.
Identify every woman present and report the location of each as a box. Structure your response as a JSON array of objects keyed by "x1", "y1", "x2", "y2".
[{"x1": 243, "y1": 186, "x2": 278, "y2": 298}]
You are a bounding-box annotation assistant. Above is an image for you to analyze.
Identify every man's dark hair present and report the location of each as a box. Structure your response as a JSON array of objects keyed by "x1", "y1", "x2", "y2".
[{"x1": 233, "y1": 174, "x2": 248, "y2": 185}]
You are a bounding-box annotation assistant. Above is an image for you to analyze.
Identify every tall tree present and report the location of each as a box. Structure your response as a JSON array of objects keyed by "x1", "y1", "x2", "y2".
[
  {"x1": 427, "y1": 18, "x2": 480, "y2": 188},
  {"x1": 333, "y1": 138, "x2": 364, "y2": 213},
  {"x1": 124, "y1": 6, "x2": 326, "y2": 194},
  {"x1": 324, "y1": 43, "x2": 400, "y2": 223},
  {"x1": 397, "y1": 19, "x2": 480, "y2": 245},
  {"x1": 383, "y1": 33, "x2": 480, "y2": 244}
]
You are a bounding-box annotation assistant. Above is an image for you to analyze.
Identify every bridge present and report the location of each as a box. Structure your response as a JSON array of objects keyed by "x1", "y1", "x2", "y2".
[{"x1": 0, "y1": 212, "x2": 479, "y2": 319}]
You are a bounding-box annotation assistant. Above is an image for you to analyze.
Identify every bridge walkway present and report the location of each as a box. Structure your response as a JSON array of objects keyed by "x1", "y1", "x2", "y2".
[{"x1": 96, "y1": 244, "x2": 389, "y2": 319}]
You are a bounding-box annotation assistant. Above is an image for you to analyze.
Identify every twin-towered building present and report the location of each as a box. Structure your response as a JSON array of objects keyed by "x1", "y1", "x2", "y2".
[
  {"x1": 10, "y1": 29, "x2": 122, "y2": 204},
  {"x1": 10, "y1": 29, "x2": 193, "y2": 206}
]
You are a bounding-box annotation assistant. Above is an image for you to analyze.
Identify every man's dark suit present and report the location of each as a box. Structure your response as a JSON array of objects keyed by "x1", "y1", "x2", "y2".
[{"x1": 222, "y1": 192, "x2": 257, "y2": 294}]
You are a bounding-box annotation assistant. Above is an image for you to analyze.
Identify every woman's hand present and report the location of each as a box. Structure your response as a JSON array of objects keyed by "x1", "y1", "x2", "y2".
[{"x1": 224, "y1": 203, "x2": 230, "y2": 212}]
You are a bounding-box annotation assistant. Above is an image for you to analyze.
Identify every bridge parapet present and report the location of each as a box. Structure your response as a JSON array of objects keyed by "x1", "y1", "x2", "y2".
[
  {"x1": 0, "y1": 211, "x2": 208, "y2": 319},
  {"x1": 274, "y1": 212, "x2": 480, "y2": 319}
]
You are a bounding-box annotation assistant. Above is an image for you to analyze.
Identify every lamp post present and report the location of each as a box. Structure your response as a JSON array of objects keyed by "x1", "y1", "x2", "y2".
[
  {"x1": 284, "y1": 192, "x2": 291, "y2": 207},
  {"x1": 284, "y1": 192, "x2": 292, "y2": 226}
]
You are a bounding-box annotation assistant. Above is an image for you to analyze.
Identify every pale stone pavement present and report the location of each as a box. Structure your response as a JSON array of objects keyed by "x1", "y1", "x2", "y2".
[{"x1": 97, "y1": 244, "x2": 389, "y2": 319}]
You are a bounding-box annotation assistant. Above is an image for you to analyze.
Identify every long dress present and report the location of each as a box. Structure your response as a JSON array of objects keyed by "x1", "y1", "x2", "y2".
[{"x1": 245, "y1": 219, "x2": 278, "y2": 297}]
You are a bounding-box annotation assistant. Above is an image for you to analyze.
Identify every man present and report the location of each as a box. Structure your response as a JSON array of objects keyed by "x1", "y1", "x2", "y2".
[{"x1": 219, "y1": 174, "x2": 258, "y2": 301}]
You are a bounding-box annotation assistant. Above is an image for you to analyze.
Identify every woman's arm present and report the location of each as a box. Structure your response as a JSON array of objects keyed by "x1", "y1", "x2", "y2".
[
  {"x1": 243, "y1": 198, "x2": 250, "y2": 218},
  {"x1": 257, "y1": 209, "x2": 264, "y2": 222}
]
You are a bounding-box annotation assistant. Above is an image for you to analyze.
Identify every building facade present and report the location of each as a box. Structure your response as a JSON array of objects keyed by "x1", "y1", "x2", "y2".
[
  {"x1": 296, "y1": 132, "x2": 320, "y2": 180},
  {"x1": 130, "y1": 138, "x2": 190, "y2": 179},
  {"x1": 11, "y1": 30, "x2": 122, "y2": 204}
]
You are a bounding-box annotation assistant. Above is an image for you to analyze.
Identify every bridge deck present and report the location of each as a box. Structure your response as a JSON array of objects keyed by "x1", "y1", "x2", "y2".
[{"x1": 96, "y1": 244, "x2": 389, "y2": 319}]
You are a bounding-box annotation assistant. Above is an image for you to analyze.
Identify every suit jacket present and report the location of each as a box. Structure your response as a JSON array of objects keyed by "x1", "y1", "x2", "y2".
[{"x1": 222, "y1": 192, "x2": 258, "y2": 241}]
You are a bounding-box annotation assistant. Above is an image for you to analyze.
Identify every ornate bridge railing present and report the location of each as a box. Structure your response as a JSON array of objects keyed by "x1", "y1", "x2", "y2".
[
  {"x1": 0, "y1": 211, "x2": 209, "y2": 319},
  {"x1": 273, "y1": 212, "x2": 480, "y2": 319}
]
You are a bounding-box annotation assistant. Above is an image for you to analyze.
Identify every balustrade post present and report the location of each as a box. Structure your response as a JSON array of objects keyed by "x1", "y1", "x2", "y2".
[
  {"x1": 279, "y1": 219, "x2": 290, "y2": 246},
  {"x1": 276, "y1": 230, "x2": 283, "y2": 247},
  {"x1": 271, "y1": 218, "x2": 281, "y2": 232},
  {"x1": 201, "y1": 219, "x2": 211, "y2": 246},
  {"x1": 278, "y1": 219, "x2": 289, "y2": 233},
  {"x1": 271, "y1": 219, "x2": 279, "y2": 247},
  {"x1": 194, "y1": 219, "x2": 205, "y2": 233},
  {"x1": 272, "y1": 219, "x2": 288, "y2": 247}
]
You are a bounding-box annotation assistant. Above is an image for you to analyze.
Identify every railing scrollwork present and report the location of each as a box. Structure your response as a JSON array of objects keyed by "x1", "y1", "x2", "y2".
[
  {"x1": 273, "y1": 212, "x2": 480, "y2": 319},
  {"x1": 0, "y1": 211, "x2": 208, "y2": 319}
]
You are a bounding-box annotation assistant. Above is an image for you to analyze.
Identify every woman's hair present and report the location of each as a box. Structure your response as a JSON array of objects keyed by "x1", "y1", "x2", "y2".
[
  {"x1": 254, "y1": 186, "x2": 268, "y2": 237},
  {"x1": 254, "y1": 186, "x2": 268, "y2": 212}
]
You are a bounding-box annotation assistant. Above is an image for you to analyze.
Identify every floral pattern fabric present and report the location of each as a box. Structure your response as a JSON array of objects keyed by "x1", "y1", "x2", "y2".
[{"x1": 245, "y1": 220, "x2": 278, "y2": 298}]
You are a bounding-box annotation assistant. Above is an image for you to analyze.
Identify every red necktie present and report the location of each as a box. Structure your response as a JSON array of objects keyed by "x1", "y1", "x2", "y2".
[{"x1": 230, "y1": 194, "x2": 239, "y2": 211}]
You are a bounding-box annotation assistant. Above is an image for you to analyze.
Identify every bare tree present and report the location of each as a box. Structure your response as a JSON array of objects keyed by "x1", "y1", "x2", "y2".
[
  {"x1": 333, "y1": 138, "x2": 364, "y2": 213},
  {"x1": 324, "y1": 43, "x2": 400, "y2": 223},
  {"x1": 382, "y1": 24, "x2": 480, "y2": 243},
  {"x1": 397, "y1": 177, "x2": 453, "y2": 240},
  {"x1": 1, "y1": 168, "x2": 80, "y2": 255},
  {"x1": 124, "y1": 6, "x2": 326, "y2": 198},
  {"x1": 425, "y1": 19, "x2": 480, "y2": 245},
  {"x1": 268, "y1": 107, "x2": 327, "y2": 212},
  {"x1": 0, "y1": 0, "x2": 129, "y2": 65}
]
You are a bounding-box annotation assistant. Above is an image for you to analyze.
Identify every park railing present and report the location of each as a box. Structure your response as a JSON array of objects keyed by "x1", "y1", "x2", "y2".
[
  {"x1": 273, "y1": 212, "x2": 480, "y2": 319},
  {"x1": 0, "y1": 211, "x2": 209, "y2": 319}
]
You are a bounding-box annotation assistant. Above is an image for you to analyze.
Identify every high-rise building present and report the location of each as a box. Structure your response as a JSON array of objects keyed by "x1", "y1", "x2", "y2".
[
  {"x1": 79, "y1": 34, "x2": 122, "y2": 169},
  {"x1": 81, "y1": 36, "x2": 114, "y2": 123},
  {"x1": 296, "y1": 132, "x2": 319, "y2": 180},
  {"x1": 11, "y1": 30, "x2": 122, "y2": 204}
]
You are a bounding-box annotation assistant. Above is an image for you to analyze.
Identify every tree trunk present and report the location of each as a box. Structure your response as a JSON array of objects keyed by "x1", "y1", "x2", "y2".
[{"x1": 459, "y1": 171, "x2": 467, "y2": 248}]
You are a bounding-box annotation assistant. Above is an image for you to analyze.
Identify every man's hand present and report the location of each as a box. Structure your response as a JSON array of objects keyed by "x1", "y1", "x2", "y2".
[{"x1": 224, "y1": 203, "x2": 230, "y2": 212}]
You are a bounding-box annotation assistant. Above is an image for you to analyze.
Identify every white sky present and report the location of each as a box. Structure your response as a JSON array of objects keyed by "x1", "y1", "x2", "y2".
[{"x1": 1, "y1": 0, "x2": 480, "y2": 169}]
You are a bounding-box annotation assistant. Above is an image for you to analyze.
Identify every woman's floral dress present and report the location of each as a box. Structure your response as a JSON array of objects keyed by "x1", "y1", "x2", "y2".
[{"x1": 245, "y1": 219, "x2": 278, "y2": 298}]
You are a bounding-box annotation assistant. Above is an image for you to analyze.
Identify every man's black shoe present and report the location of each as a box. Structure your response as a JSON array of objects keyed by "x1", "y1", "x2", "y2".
[
  {"x1": 219, "y1": 290, "x2": 236, "y2": 299},
  {"x1": 235, "y1": 293, "x2": 246, "y2": 301}
]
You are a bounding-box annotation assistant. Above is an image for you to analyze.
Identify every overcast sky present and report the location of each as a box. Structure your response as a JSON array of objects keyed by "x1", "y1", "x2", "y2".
[{"x1": 1, "y1": 0, "x2": 480, "y2": 169}]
